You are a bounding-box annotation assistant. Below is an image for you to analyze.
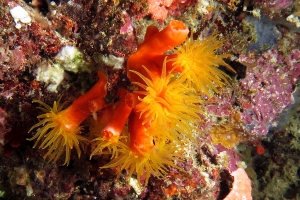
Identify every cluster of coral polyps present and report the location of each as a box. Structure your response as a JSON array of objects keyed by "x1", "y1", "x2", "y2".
[{"x1": 29, "y1": 20, "x2": 234, "y2": 185}]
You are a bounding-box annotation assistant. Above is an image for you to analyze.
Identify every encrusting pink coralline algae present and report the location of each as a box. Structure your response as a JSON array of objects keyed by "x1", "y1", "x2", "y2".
[{"x1": 238, "y1": 49, "x2": 300, "y2": 136}]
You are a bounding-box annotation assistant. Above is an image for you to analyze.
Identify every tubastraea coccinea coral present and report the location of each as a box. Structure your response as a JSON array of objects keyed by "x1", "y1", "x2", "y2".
[
  {"x1": 91, "y1": 20, "x2": 234, "y2": 184},
  {"x1": 103, "y1": 21, "x2": 234, "y2": 184},
  {"x1": 30, "y1": 20, "x2": 234, "y2": 185},
  {"x1": 28, "y1": 71, "x2": 107, "y2": 165}
]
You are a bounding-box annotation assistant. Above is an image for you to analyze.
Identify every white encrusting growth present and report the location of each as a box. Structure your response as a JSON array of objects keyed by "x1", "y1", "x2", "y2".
[{"x1": 9, "y1": 5, "x2": 32, "y2": 29}]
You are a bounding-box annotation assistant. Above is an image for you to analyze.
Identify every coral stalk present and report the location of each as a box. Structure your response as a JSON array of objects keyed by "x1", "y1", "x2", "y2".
[
  {"x1": 127, "y1": 20, "x2": 189, "y2": 82},
  {"x1": 128, "y1": 110, "x2": 154, "y2": 154},
  {"x1": 90, "y1": 88, "x2": 133, "y2": 158},
  {"x1": 101, "y1": 88, "x2": 133, "y2": 139}
]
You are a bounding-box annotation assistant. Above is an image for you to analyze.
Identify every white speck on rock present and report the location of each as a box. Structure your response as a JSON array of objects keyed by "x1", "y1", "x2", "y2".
[
  {"x1": 36, "y1": 62, "x2": 64, "y2": 93},
  {"x1": 9, "y1": 5, "x2": 31, "y2": 29},
  {"x1": 101, "y1": 54, "x2": 124, "y2": 69}
]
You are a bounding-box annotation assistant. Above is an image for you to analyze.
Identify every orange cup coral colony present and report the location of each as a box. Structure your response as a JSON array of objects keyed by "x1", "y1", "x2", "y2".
[{"x1": 29, "y1": 20, "x2": 235, "y2": 184}]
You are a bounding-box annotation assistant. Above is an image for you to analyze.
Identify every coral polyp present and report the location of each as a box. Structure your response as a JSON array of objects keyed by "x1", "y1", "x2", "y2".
[
  {"x1": 28, "y1": 100, "x2": 87, "y2": 165},
  {"x1": 90, "y1": 134, "x2": 128, "y2": 159},
  {"x1": 102, "y1": 138, "x2": 181, "y2": 185},
  {"x1": 172, "y1": 33, "x2": 235, "y2": 96},
  {"x1": 131, "y1": 58, "x2": 201, "y2": 130},
  {"x1": 28, "y1": 71, "x2": 108, "y2": 165}
]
